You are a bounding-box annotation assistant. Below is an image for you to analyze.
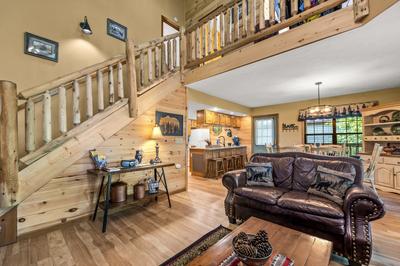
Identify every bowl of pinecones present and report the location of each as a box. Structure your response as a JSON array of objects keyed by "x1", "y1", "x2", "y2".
[{"x1": 232, "y1": 230, "x2": 273, "y2": 266}]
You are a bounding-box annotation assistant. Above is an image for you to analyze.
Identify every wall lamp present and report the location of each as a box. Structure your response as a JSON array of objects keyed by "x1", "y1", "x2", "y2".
[{"x1": 80, "y1": 16, "x2": 92, "y2": 35}]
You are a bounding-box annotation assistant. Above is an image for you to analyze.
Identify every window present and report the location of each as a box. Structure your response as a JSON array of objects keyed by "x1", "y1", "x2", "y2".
[
  {"x1": 305, "y1": 116, "x2": 363, "y2": 156},
  {"x1": 254, "y1": 117, "x2": 276, "y2": 146}
]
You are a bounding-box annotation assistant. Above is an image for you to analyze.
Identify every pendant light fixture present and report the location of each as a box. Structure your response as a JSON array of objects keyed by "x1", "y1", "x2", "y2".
[
  {"x1": 80, "y1": 16, "x2": 93, "y2": 35},
  {"x1": 305, "y1": 82, "x2": 334, "y2": 119}
]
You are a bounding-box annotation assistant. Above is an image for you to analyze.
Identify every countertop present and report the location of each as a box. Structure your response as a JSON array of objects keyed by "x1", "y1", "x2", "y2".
[{"x1": 190, "y1": 145, "x2": 247, "y2": 151}]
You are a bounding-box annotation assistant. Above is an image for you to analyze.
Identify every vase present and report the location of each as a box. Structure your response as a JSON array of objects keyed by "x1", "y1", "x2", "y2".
[{"x1": 135, "y1": 150, "x2": 143, "y2": 164}]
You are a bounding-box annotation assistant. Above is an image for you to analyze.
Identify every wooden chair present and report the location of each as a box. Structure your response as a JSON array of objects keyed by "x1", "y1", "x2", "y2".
[
  {"x1": 207, "y1": 158, "x2": 225, "y2": 179},
  {"x1": 312, "y1": 144, "x2": 347, "y2": 156},
  {"x1": 224, "y1": 156, "x2": 235, "y2": 172},
  {"x1": 364, "y1": 143, "x2": 383, "y2": 193}
]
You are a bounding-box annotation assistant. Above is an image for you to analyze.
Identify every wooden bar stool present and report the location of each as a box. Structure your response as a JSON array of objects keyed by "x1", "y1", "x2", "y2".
[
  {"x1": 207, "y1": 158, "x2": 225, "y2": 178},
  {"x1": 233, "y1": 154, "x2": 244, "y2": 169},
  {"x1": 225, "y1": 156, "x2": 235, "y2": 172}
]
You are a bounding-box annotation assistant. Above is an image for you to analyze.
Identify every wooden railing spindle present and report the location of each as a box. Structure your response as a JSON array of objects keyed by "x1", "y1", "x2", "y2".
[
  {"x1": 191, "y1": 31, "x2": 196, "y2": 60},
  {"x1": 260, "y1": 0, "x2": 266, "y2": 30},
  {"x1": 202, "y1": 24, "x2": 207, "y2": 56},
  {"x1": 25, "y1": 98, "x2": 35, "y2": 153},
  {"x1": 148, "y1": 47, "x2": 153, "y2": 83},
  {"x1": 304, "y1": 0, "x2": 311, "y2": 10},
  {"x1": 97, "y1": 70, "x2": 104, "y2": 111},
  {"x1": 173, "y1": 38, "x2": 178, "y2": 69},
  {"x1": 220, "y1": 12, "x2": 225, "y2": 48},
  {"x1": 58, "y1": 86, "x2": 67, "y2": 134},
  {"x1": 195, "y1": 27, "x2": 200, "y2": 59},
  {"x1": 155, "y1": 45, "x2": 161, "y2": 78},
  {"x1": 213, "y1": 17, "x2": 219, "y2": 51},
  {"x1": 42, "y1": 90, "x2": 52, "y2": 143},
  {"x1": 207, "y1": 21, "x2": 212, "y2": 55},
  {"x1": 234, "y1": 2, "x2": 239, "y2": 41},
  {"x1": 291, "y1": 0, "x2": 299, "y2": 16},
  {"x1": 269, "y1": 0, "x2": 276, "y2": 25},
  {"x1": 108, "y1": 65, "x2": 115, "y2": 104},
  {"x1": 242, "y1": 0, "x2": 248, "y2": 37},
  {"x1": 85, "y1": 74, "x2": 93, "y2": 118},
  {"x1": 280, "y1": 0, "x2": 287, "y2": 22},
  {"x1": 140, "y1": 52, "x2": 145, "y2": 87},
  {"x1": 225, "y1": 9, "x2": 231, "y2": 45},
  {"x1": 117, "y1": 62, "x2": 124, "y2": 99},
  {"x1": 167, "y1": 40, "x2": 172, "y2": 70},
  {"x1": 249, "y1": 0, "x2": 255, "y2": 34},
  {"x1": 73, "y1": 80, "x2": 81, "y2": 125}
]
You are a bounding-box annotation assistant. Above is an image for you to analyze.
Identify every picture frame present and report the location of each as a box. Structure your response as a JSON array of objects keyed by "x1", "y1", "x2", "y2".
[
  {"x1": 107, "y1": 18, "x2": 127, "y2": 41},
  {"x1": 155, "y1": 111, "x2": 184, "y2": 136},
  {"x1": 24, "y1": 32, "x2": 58, "y2": 62}
]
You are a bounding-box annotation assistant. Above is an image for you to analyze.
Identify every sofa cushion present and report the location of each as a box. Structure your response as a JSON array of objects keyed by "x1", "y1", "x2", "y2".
[
  {"x1": 251, "y1": 156, "x2": 295, "y2": 189},
  {"x1": 293, "y1": 157, "x2": 356, "y2": 192},
  {"x1": 245, "y1": 162, "x2": 274, "y2": 187},
  {"x1": 277, "y1": 191, "x2": 344, "y2": 219},
  {"x1": 234, "y1": 186, "x2": 288, "y2": 205}
]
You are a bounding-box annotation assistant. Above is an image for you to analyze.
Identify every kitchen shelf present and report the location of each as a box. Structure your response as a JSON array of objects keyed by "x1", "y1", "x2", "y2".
[
  {"x1": 363, "y1": 136, "x2": 400, "y2": 142},
  {"x1": 99, "y1": 190, "x2": 166, "y2": 210}
]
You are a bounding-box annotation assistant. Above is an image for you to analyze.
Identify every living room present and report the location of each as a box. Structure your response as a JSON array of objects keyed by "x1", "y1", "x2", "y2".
[{"x1": 0, "y1": 0, "x2": 399, "y2": 265}]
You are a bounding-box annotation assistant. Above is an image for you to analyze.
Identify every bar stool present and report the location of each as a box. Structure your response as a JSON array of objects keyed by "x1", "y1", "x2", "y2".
[
  {"x1": 233, "y1": 154, "x2": 244, "y2": 169},
  {"x1": 224, "y1": 156, "x2": 235, "y2": 172},
  {"x1": 207, "y1": 158, "x2": 225, "y2": 179}
]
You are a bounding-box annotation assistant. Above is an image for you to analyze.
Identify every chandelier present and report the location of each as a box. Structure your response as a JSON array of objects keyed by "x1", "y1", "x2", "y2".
[{"x1": 305, "y1": 82, "x2": 334, "y2": 119}]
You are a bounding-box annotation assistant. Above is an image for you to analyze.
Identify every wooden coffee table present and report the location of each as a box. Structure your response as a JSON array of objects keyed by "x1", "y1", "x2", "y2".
[{"x1": 189, "y1": 217, "x2": 332, "y2": 266}]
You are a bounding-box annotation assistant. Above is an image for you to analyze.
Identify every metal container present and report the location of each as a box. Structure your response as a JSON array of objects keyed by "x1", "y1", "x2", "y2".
[
  {"x1": 133, "y1": 183, "x2": 145, "y2": 200},
  {"x1": 110, "y1": 181, "x2": 127, "y2": 203}
]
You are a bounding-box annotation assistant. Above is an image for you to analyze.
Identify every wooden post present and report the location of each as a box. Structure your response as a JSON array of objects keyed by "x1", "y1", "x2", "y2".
[
  {"x1": 191, "y1": 31, "x2": 196, "y2": 60},
  {"x1": 280, "y1": 0, "x2": 287, "y2": 22},
  {"x1": 72, "y1": 80, "x2": 81, "y2": 125},
  {"x1": 117, "y1": 62, "x2": 124, "y2": 99},
  {"x1": 260, "y1": 0, "x2": 266, "y2": 30},
  {"x1": 202, "y1": 24, "x2": 207, "y2": 56},
  {"x1": 139, "y1": 52, "x2": 145, "y2": 87},
  {"x1": 161, "y1": 41, "x2": 167, "y2": 74},
  {"x1": 213, "y1": 17, "x2": 219, "y2": 51},
  {"x1": 85, "y1": 75, "x2": 93, "y2": 118},
  {"x1": 97, "y1": 70, "x2": 104, "y2": 111},
  {"x1": 354, "y1": 0, "x2": 370, "y2": 22},
  {"x1": 291, "y1": 0, "x2": 299, "y2": 16},
  {"x1": 234, "y1": 2, "x2": 239, "y2": 41},
  {"x1": 58, "y1": 86, "x2": 67, "y2": 134},
  {"x1": 242, "y1": 0, "x2": 248, "y2": 37},
  {"x1": 0, "y1": 81, "x2": 18, "y2": 208},
  {"x1": 167, "y1": 40, "x2": 172, "y2": 71},
  {"x1": 304, "y1": 0, "x2": 311, "y2": 10},
  {"x1": 249, "y1": 0, "x2": 255, "y2": 34},
  {"x1": 148, "y1": 47, "x2": 153, "y2": 83},
  {"x1": 155, "y1": 45, "x2": 161, "y2": 79},
  {"x1": 180, "y1": 27, "x2": 187, "y2": 78},
  {"x1": 173, "y1": 38, "x2": 177, "y2": 69},
  {"x1": 195, "y1": 27, "x2": 200, "y2": 59},
  {"x1": 25, "y1": 97, "x2": 35, "y2": 152},
  {"x1": 125, "y1": 39, "x2": 138, "y2": 118},
  {"x1": 225, "y1": 9, "x2": 231, "y2": 45},
  {"x1": 269, "y1": 0, "x2": 275, "y2": 25},
  {"x1": 220, "y1": 12, "x2": 225, "y2": 48},
  {"x1": 108, "y1": 65, "x2": 115, "y2": 104},
  {"x1": 42, "y1": 90, "x2": 52, "y2": 143}
]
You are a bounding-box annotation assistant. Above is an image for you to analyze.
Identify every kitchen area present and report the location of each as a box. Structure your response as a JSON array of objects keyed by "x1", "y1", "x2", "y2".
[{"x1": 188, "y1": 102, "x2": 252, "y2": 178}]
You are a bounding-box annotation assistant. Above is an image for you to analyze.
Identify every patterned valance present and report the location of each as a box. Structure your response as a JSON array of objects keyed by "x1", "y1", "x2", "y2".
[{"x1": 298, "y1": 101, "x2": 378, "y2": 121}]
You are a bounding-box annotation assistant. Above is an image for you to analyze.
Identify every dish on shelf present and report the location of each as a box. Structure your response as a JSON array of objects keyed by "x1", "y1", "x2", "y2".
[
  {"x1": 372, "y1": 127, "x2": 386, "y2": 136},
  {"x1": 379, "y1": 115, "x2": 390, "y2": 123},
  {"x1": 391, "y1": 124, "x2": 400, "y2": 135},
  {"x1": 392, "y1": 111, "x2": 400, "y2": 122}
]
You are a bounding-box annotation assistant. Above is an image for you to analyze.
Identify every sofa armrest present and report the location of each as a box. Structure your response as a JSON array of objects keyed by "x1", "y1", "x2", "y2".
[
  {"x1": 222, "y1": 169, "x2": 247, "y2": 191},
  {"x1": 343, "y1": 184, "x2": 385, "y2": 265}
]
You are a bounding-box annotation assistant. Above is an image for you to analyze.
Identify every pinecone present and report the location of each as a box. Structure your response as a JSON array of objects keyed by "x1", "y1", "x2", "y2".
[
  {"x1": 256, "y1": 242, "x2": 272, "y2": 258},
  {"x1": 237, "y1": 232, "x2": 249, "y2": 241},
  {"x1": 252, "y1": 230, "x2": 269, "y2": 246},
  {"x1": 234, "y1": 238, "x2": 248, "y2": 248},
  {"x1": 235, "y1": 244, "x2": 257, "y2": 258}
]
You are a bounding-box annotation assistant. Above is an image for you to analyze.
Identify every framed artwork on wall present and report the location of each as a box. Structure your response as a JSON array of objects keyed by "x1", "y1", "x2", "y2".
[
  {"x1": 155, "y1": 111, "x2": 184, "y2": 136},
  {"x1": 107, "y1": 18, "x2": 127, "y2": 41},
  {"x1": 24, "y1": 32, "x2": 58, "y2": 62}
]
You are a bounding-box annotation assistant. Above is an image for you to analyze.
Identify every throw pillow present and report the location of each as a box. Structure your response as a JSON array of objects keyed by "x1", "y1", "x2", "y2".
[
  {"x1": 245, "y1": 162, "x2": 274, "y2": 187},
  {"x1": 308, "y1": 165, "x2": 354, "y2": 205}
]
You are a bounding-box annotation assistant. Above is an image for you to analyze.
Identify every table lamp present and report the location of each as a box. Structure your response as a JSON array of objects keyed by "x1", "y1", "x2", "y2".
[{"x1": 151, "y1": 125, "x2": 163, "y2": 163}]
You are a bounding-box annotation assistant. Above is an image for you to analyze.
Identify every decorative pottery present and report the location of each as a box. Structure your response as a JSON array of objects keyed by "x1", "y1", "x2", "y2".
[
  {"x1": 379, "y1": 115, "x2": 390, "y2": 123},
  {"x1": 232, "y1": 234, "x2": 272, "y2": 266},
  {"x1": 212, "y1": 126, "x2": 222, "y2": 136},
  {"x1": 225, "y1": 129, "x2": 233, "y2": 137},
  {"x1": 110, "y1": 181, "x2": 127, "y2": 203},
  {"x1": 372, "y1": 127, "x2": 385, "y2": 136},
  {"x1": 232, "y1": 136, "x2": 240, "y2": 146},
  {"x1": 392, "y1": 111, "x2": 400, "y2": 122},
  {"x1": 133, "y1": 183, "x2": 145, "y2": 200},
  {"x1": 135, "y1": 150, "x2": 143, "y2": 164},
  {"x1": 391, "y1": 124, "x2": 400, "y2": 135},
  {"x1": 120, "y1": 159, "x2": 138, "y2": 168},
  {"x1": 148, "y1": 178, "x2": 159, "y2": 194}
]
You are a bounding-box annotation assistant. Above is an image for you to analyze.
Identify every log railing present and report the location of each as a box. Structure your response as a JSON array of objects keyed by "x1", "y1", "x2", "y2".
[
  {"x1": 184, "y1": 0, "x2": 350, "y2": 69},
  {"x1": 14, "y1": 31, "x2": 182, "y2": 159}
]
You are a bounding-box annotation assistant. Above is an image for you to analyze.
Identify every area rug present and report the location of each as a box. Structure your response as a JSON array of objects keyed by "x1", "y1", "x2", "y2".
[{"x1": 160, "y1": 225, "x2": 232, "y2": 266}]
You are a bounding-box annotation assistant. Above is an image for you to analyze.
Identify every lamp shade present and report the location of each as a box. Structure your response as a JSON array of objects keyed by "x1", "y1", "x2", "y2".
[
  {"x1": 152, "y1": 125, "x2": 163, "y2": 140},
  {"x1": 80, "y1": 16, "x2": 92, "y2": 35}
]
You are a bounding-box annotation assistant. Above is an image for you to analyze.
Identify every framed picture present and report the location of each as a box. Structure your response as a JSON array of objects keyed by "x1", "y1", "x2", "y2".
[
  {"x1": 107, "y1": 18, "x2": 127, "y2": 41},
  {"x1": 156, "y1": 111, "x2": 184, "y2": 136},
  {"x1": 24, "y1": 32, "x2": 58, "y2": 62}
]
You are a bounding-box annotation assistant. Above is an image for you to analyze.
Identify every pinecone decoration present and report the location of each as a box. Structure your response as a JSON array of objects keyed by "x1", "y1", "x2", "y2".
[
  {"x1": 252, "y1": 230, "x2": 269, "y2": 246},
  {"x1": 234, "y1": 238, "x2": 248, "y2": 248},
  {"x1": 237, "y1": 232, "x2": 249, "y2": 241},
  {"x1": 236, "y1": 244, "x2": 257, "y2": 258},
  {"x1": 256, "y1": 242, "x2": 272, "y2": 258}
]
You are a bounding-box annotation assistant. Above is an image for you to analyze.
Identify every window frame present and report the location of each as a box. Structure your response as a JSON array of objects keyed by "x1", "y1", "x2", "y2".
[
  {"x1": 253, "y1": 115, "x2": 278, "y2": 147},
  {"x1": 161, "y1": 15, "x2": 180, "y2": 37}
]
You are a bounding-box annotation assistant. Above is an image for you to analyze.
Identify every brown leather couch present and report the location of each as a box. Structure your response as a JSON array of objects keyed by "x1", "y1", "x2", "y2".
[{"x1": 222, "y1": 152, "x2": 385, "y2": 266}]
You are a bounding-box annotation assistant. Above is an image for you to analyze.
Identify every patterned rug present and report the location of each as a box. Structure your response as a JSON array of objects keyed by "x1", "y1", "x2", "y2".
[{"x1": 160, "y1": 225, "x2": 232, "y2": 266}]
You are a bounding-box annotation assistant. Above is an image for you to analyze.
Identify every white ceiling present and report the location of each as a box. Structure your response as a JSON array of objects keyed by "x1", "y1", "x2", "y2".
[{"x1": 187, "y1": 3, "x2": 400, "y2": 108}]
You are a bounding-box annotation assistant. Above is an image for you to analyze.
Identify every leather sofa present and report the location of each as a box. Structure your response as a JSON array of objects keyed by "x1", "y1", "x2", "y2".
[{"x1": 222, "y1": 152, "x2": 385, "y2": 266}]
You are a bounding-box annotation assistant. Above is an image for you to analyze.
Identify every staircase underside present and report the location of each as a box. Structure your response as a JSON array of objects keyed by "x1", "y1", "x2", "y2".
[{"x1": 184, "y1": 0, "x2": 399, "y2": 85}]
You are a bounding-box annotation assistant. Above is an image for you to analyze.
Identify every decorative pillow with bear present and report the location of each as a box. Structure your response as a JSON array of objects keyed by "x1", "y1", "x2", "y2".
[
  {"x1": 245, "y1": 162, "x2": 274, "y2": 187},
  {"x1": 307, "y1": 165, "x2": 354, "y2": 205}
]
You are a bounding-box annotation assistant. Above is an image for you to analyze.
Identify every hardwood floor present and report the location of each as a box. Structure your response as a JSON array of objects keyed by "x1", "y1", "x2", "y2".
[{"x1": 0, "y1": 176, "x2": 399, "y2": 266}]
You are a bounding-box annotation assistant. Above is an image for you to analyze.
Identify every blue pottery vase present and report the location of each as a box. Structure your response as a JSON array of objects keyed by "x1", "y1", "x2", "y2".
[{"x1": 135, "y1": 150, "x2": 143, "y2": 164}]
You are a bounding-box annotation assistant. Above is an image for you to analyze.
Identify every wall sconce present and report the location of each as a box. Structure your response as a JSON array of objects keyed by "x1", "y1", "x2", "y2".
[{"x1": 80, "y1": 16, "x2": 92, "y2": 35}]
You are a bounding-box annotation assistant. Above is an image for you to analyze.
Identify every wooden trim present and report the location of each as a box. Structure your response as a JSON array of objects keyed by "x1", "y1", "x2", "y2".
[
  {"x1": 184, "y1": 6, "x2": 357, "y2": 84},
  {"x1": 162, "y1": 15, "x2": 180, "y2": 36}
]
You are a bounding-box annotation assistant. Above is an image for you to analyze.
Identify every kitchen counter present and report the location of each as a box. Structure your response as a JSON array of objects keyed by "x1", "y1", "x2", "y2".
[{"x1": 190, "y1": 146, "x2": 247, "y2": 177}]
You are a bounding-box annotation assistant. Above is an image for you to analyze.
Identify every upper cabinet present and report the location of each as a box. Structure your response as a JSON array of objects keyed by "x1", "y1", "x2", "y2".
[{"x1": 197, "y1": 110, "x2": 241, "y2": 128}]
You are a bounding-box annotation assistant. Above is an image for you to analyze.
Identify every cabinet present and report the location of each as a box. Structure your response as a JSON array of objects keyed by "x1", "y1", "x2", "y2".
[
  {"x1": 375, "y1": 165, "x2": 394, "y2": 188},
  {"x1": 196, "y1": 110, "x2": 241, "y2": 128},
  {"x1": 395, "y1": 166, "x2": 400, "y2": 190}
]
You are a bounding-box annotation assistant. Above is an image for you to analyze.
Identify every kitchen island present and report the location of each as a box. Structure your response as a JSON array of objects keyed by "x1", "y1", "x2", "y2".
[{"x1": 190, "y1": 146, "x2": 247, "y2": 177}]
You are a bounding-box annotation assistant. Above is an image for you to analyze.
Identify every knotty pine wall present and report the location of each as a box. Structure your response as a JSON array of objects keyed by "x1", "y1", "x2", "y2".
[{"x1": 17, "y1": 86, "x2": 187, "y2": 235}]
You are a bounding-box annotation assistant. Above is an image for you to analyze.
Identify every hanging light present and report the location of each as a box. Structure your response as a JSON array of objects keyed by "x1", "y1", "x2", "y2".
[
  {"x1": 80, "y1": 16, "x2": 93, "y2": 35},
  {"x1": 305, "y1": 82, "x2": 334, "y2": 119}
]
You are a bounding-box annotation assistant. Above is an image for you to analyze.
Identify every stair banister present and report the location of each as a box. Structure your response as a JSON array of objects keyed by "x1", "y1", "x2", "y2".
[
  {"x1": 126, "y1": 38, "x2": 138, "y2": 118},
  {"x1": 0, "y1": 81, "x2": 18, "y2": 208}
]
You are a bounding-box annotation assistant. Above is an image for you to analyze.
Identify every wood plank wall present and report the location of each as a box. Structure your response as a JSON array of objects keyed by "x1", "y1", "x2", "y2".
[{"x1": 17, "y1": 87, "x2": 187, "y2": 235}]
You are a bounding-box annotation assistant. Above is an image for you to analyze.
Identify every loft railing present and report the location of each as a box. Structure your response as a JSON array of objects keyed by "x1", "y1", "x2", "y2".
[{"x1": 183, "y1": 0, "x2": 352, "y2": 69}]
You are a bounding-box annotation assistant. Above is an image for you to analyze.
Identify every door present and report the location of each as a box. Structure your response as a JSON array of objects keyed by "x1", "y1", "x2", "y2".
[
  {"x1": 375, "y1": 164, "x2": 394, "y2": 188},
  {"x1": 253, "y1": 115, "x2": 278, "y2": 153}
]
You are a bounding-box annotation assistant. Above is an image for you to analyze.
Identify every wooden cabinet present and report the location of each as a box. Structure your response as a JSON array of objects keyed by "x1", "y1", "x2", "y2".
[
  {"x1": 395, "y1": 166, "x2": 400, "y2": 190},
  {"x1": 375, "y1": 164, "x2": 394, "y2": 188},
  {"x1": 196, "y1": 110, "x2": 241, "y2": 128}
]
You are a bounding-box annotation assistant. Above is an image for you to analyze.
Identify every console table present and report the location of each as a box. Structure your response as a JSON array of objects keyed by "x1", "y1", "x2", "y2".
[{"x1": 87, "y1": 162, "x2": 174, "y2": 232}]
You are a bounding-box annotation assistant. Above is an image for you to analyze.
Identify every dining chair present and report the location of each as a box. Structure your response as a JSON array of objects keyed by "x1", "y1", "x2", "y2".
[{"x1": 364, "y1": 143, "x2": 383, "y2": 193}]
